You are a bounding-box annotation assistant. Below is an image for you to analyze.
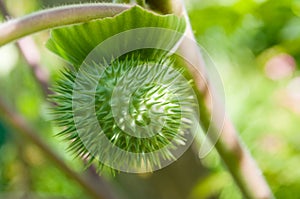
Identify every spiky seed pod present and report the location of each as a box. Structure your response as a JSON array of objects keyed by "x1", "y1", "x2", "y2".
[
  {"x1": 47, "y1": 5, "x2": 197, "y2": 173},
  {"x1": 51, "y1": 54, "x2": 198, "y2": 173}
]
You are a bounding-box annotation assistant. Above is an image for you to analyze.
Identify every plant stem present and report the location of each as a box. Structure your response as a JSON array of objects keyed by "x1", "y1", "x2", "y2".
[
  {"x1": 136, "y1": 0, "x2": 146, "y2": 7},
  {"x1": 146, "y1": 0, "x2": 173, "y2": 14},
  {"x1": 147, "y1": 0, "x2": 274, "y2": 198},
  {"x1": 0, "y1": 0, "x2": 52, "y2": 97},
  {"x1": 0, "y1": 97, "x2": 110, "y2": 199},
  {"x1": 0, "y1": 3, "x2": 131, "y2": 46}
]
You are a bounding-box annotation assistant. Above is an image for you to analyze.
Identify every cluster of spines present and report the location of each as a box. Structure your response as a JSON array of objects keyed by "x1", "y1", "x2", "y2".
[{"x1": 50, "y1": 55, "x2": 195, "y2": 173}]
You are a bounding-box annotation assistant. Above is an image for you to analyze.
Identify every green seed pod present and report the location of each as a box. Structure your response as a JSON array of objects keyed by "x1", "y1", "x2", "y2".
[
  {"x1": 51, "y1": 54, "x2": 198, "y2": 173},
  {"x1": 47, "y1": 6, "x2": 199, "y2": 174}
]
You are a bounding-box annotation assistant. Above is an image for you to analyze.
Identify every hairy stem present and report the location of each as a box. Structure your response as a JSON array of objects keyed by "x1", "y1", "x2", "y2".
[
  {"x1": 0, "y1": 3, "x2": 131, "y2": 46},
  {"x1": 147, "y1": 0, "x2": 274, "y2": 198}
]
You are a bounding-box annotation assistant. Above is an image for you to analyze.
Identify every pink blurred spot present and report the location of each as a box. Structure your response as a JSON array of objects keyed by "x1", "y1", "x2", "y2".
[{"x1": 264, "y1": 53, "x2": 296, "y2": 80}]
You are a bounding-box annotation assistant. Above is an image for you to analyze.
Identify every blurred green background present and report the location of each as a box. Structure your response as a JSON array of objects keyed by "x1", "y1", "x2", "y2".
[{"x1": 0, "y1": 0, "x2": 300, "y2": 198}]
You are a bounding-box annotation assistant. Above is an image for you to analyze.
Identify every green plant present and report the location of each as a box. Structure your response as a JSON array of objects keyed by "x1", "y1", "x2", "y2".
[{"x1": 0, "y1": 1, "x2": 274, "y2": 198}]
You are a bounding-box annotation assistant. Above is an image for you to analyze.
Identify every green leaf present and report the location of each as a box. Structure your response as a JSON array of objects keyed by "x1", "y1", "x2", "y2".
[{"x1": 46, "y1": 5, "x2": 186, "y2": 66}]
